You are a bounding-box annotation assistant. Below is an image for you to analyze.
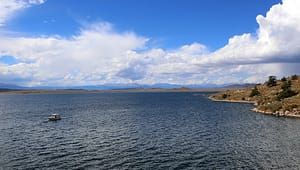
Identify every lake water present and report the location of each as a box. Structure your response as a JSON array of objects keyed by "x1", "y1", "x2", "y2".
[{"x1": 1, "y1": 92, "x2": 300, "y2": 169}]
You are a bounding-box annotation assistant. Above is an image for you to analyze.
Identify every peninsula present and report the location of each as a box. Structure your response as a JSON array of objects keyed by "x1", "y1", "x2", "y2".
[{"x1": 209, "y1": 75, "x2": 300, "y2": 118}]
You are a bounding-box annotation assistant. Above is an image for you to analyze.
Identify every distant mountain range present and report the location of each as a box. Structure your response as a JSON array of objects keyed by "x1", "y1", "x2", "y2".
[
  {"x1": 0, "y1": 82, "x2": 256, "y2": 91},
  {"x1": 222, "y1": 83, "x2": 256, "y2": 89},
  {"x1": 0, "y1": 83, "x2": 24, "y2": 90}
]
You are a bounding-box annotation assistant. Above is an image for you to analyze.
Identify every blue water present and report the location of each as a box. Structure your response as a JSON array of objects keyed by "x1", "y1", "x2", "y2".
[{"x1": 1, "y1": 92, "x2": 300, "y2": 169}]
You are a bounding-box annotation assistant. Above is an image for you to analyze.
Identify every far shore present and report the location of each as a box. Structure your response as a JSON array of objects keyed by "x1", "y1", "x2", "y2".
[{"x1": 0, "y1": 88, "x2": 225, "y2": 94}]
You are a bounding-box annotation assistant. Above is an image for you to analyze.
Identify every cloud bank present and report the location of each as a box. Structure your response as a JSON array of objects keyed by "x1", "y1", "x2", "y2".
[
  {"x1": 192, "y1": 0, "x2": 300, "y2": 83},
  {"x1": 0, "y1": 0, "x2": 300, "y2": 86}
]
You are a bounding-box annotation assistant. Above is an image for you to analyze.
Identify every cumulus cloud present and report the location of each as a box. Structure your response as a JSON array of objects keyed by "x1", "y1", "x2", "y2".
[
  {"x1": 0, "y1": 0, "x2": 300, "y2": 86},
  {"x1": 0, "y1": 0, "x2": 45, "y2": 26},
  {"x1": 184, "y1": 0, "x2": 300, "y2": 83},
  {"x1": 0, "y1": 23, "x2": 147, "y2": 86},
  {"x1": 194, "y1": 0, "x2": 300, "y2": 67}
]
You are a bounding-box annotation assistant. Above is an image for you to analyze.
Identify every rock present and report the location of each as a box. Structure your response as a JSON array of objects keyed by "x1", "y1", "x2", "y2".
[
  {"x1": 279, "y1": 111, "x2": 284, "y2": 116},
  {"x1": 251, "y1": 108, "x2": 258, "y2": 112}
]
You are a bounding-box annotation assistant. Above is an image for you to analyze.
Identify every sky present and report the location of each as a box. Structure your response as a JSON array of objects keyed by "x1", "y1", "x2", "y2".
[{"x1": 0, "y1": 0, "x2": 300, "y2": 87}]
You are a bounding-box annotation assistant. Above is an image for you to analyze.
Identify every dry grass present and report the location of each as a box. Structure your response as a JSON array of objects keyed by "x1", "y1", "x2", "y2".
[{"x1": 209, "y1": 75, "x2": 300, "y2": 114}]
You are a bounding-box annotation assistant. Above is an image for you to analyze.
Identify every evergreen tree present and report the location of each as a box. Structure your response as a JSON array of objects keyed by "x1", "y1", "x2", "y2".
[
  {"x1": 291, "y1": 75, "x2": 298, "y2": 80},
  {"x1": 266, "y1": 76, "x2": 277, "y2": 87}
]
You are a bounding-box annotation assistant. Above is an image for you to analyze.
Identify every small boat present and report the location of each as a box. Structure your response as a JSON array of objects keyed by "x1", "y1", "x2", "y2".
[{"x1": 48, "y1": 114, "x2": 61, "y2": 121}]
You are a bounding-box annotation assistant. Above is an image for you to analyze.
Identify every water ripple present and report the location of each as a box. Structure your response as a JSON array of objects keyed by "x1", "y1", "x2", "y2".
[{"x1": 1, "y1": 93, "x2": 300, "y2": 169}]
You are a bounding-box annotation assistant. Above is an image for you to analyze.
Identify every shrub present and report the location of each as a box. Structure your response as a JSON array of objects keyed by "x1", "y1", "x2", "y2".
[
  {"x1": 281, "y1": 80, "x2": 292, "y2": 90},
  {"x1": 268, "y1": 103, "x2": 282, "y2": 113},
  {"x1": 222, "y1": 94, "x2": 228, "y2": 99},
  {"x1": 291, "y1": 75, "x2": 298, "y2": 80},
  {"x1": 249, "y1": 86, "x2": 260, "y2": 97},
  {"x1": 266, "y1": 76, "x2": 277, "y2": 87},
  {"x1": 284, "y1": 104, "x2": 298, "y2": 111},
  {"x1": 277, "y1": 90, "x2": 297, "y2": 100},
  {"x1": 277, "y1": 81, "x2": 297, "y2": 100},
  {"x1": 281, "y1": 77, "x2": 287, "y2": 81}
]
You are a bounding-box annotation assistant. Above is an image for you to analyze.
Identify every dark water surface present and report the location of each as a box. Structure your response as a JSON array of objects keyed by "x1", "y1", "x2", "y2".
[{"x1": 1, "y1": 92, "x2": 300, "y2": 169}]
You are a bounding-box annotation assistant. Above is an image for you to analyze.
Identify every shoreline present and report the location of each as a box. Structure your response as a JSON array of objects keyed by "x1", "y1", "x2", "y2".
[
  {"x1": 208, "y1": 96, "x2": 300, "y2": 119},
  {"x1": 208, "y1": 96, "x2": 257, "y2": 104},
  {"x1": 0, "y1": 88, "x2": 224, "y2": 95},
  {"x1": 250, "y1": 108, "x2": 300, "y2": 118}
]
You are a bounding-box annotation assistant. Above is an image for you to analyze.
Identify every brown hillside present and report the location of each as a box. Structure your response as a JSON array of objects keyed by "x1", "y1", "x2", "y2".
[{"x1": 209, "y1": 75, "x2": 300, "y2": 117}]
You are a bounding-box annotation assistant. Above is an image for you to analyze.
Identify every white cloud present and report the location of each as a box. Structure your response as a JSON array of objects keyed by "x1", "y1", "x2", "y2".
[
  {"x1": 117, "y1": 0, "x2": 300, "y2": 85},
  {"x1": 28, "y1": 0, "x2": 45, "y2": 5},
  {"x1": 185, "y1": 0, "x2": 300, "y2": 83},
  {"x1": 0, "y1": 23, "x2": 148, "y2": 86},
  {"x1": 0, "y1": 0, "x2": 25, "y2": 26},
  {"x1": 0, "y1": 0, "x2": 300, "y2": 86},
  {"x1": 0, "y1": 0, "x2": 45, "y2": 26},
  {"x1": 194, "y1": 0, "x2": 300, "y2": 66}
]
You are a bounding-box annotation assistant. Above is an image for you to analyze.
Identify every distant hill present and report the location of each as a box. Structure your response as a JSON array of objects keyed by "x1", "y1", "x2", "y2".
[
  {"x1": 0, "y1": 83, "x2": 24, "y2": 90},
  {"x1": 223, "y1": 83, "x2": 256, "y2": 89},
  {"x1": 0, "y1": 82, "x2": 256, "y2": 91},
  {"x1": 12, "y1": 83, "x2": 224, "y2": 90}
]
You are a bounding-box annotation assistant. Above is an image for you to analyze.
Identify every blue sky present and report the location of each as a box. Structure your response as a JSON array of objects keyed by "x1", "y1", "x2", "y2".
[
  {"x1": 6, "y1": 0, "x2": 281, "y2": 50},
  {"x1": 0, "y1": 0, "x2": 300, "y2": 86}
]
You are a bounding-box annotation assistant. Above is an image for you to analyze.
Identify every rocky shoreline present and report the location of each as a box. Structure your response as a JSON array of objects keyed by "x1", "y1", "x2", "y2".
[
  {"x1": 209, "y1": 96, "x2": 300, "y2": 118},
  {"x1": 208, "y1": 96, "x2": 257, "y2": 104},
  {"x1": 208, "y1": 75, "x2": 300, "y2": 119},
  {"x1": 250, "y1": 107, "x2": 300, "y2": 118}
]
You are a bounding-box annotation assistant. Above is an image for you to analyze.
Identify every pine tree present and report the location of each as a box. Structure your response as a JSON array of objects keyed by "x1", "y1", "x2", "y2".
[
  {"x1": 281, "y1": 77, "x2": 287, "y2": 81},
  {"x1": 266, "y1": 76, "x2": 277, "y2": 87},
  {"x1": 291, "y1": 75, "x2": 298, "y2": 80}
]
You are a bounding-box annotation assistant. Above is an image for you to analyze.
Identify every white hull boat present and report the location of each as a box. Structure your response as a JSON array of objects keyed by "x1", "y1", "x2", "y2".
[{"x1": 48, "y1": 114, "x2": 61, "y2": 121}]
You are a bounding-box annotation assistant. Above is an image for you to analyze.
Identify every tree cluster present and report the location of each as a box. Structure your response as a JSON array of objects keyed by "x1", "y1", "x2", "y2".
[{"x1": 277, "y1": 80, "x2": 297, "y2": 100}]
